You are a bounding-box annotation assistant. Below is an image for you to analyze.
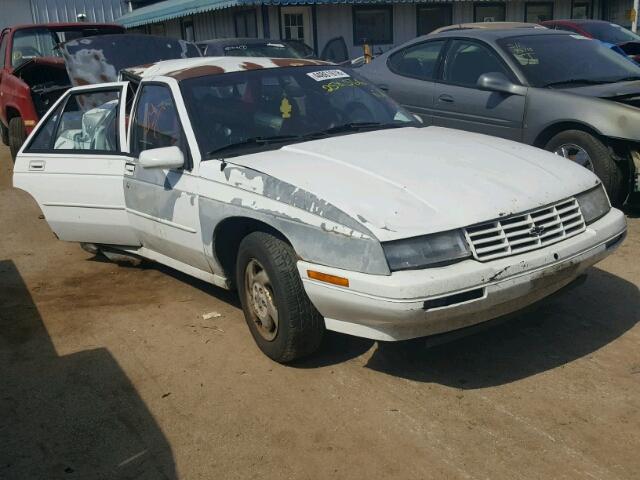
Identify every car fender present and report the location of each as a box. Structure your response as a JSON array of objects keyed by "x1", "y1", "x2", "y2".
[
  {"x1": 523, "y1": 87, "x2": 640, "y2": 145},
  {"x1": 197, "y1": 162, "x2": 390, "y2": 277}
]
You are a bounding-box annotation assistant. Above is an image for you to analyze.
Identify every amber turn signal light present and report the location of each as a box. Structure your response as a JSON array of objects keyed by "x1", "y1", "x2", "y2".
[{"x1": 307, "y1": 270, "x2": 349, "y2": 287}]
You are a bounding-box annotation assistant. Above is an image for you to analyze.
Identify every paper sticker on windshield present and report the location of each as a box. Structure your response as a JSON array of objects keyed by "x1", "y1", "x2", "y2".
[{"x1": 307, "y1": 69, "x2": 350, "y2": 82}]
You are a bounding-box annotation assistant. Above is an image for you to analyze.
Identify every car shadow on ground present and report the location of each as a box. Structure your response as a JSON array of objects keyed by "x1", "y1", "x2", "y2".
[
  {"x1": 363, "y1": 268, "x2": 639, "y2": 389},
  {"x1": 0, "y1": 260, "x2": 177, "y2": 479}
]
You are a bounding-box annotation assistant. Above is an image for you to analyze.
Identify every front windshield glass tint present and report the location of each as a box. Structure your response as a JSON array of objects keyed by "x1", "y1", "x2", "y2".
[
  {"x1": 11, "y1": 27, "x2": 122, "y2": 68},
  {"x1": 180, "y1": 66, "x2": 416, "y2": 158},
  {"x1": 223, "y1": 42, "x2": 303, "y2": 58},
  {"x1": 581, "y1": 22, "x2": 640, "y2": 44},
  {"x1": 12, "y1": 28, "x2": 59, "y2": 67},
  {"x1": 497, "y1": 34, "x2": 640, "y2": 87}
]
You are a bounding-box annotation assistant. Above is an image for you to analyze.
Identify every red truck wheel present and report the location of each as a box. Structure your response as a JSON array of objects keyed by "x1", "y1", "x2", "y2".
[
  {"x1": 9, "y1": 117, "x2": 27, "y2": 161},
  {"x1": 1, "y1": 123, "x2": 8, "y2": 146}
]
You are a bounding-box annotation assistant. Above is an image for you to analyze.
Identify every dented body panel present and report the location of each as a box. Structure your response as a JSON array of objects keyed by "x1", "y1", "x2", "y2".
[{"x1": 13, "y1": 57, "x2": 627, "y2": 343}]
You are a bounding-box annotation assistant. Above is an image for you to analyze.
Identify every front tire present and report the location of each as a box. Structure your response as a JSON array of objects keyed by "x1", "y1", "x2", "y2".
[
  {"x1": 545, "y1": 130, "x2": 626, "y2": 206},
  {"x1": 236, "y1": 231, "x2": 324, "y2": 363},
  {"x1": 8, "y1": 117, "x2": 27, "y2": 162}
]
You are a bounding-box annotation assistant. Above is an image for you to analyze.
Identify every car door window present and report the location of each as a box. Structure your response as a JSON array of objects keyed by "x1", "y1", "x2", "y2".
[
  {"x1": 26, "y1": 89, "x2": 121, "y2": 153},
  {"x1": 131, "y1": 84, "x2": 188, "y2": 158},
  {"x1": 388, "y1": 41, "x2": 446, "y2": 80},
  {"x1": 443, "y1": 40, "x2": 512, "y2": 88}
]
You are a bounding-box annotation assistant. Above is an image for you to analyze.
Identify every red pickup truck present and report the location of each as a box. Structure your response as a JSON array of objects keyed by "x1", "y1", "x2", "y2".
[{"x1": 0, "y1": 23, "x2": 124, "y2": 159}]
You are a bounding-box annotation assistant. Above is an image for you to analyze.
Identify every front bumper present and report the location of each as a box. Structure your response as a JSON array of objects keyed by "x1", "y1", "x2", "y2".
[{"x1": 299, "y1": 208, "x2": 627, "y2": 341}]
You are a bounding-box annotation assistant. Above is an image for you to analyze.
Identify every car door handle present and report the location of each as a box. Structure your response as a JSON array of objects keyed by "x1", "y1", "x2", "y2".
[
  {"x1": 29, "y1": 160, "x2": 45, "y2": 171},
  {"x1": 438, "y1": 94, "x2": 454, "y2": 103},
  {"x1": 125, "y1": 162, "x2": 135, "y2": 174}
]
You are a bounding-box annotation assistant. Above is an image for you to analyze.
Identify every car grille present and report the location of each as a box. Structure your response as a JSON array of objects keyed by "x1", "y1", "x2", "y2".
[{"x1": 464, "y1": 198, "x2": 586, "y2": 262}]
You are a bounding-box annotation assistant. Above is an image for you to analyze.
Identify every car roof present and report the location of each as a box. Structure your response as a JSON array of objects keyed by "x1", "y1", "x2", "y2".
[
  {"x1": 123, "y1": 56, "x2": 329, "y2": 81},
  {"x1": 544, "y1": 19, "x2": 610, "y2": 25},
  {"x1": 198, "y1": 37, "x2": 287, "y2": 46},
  {"x1": 426, "y1": 27, "x2": 574, "y2": 41},
  {"x1": 5, "y1": 23, "x2": 124, "y2": 32},
  {"x1": 431, "y1": 22, "x2": 544, "y2": 34}
]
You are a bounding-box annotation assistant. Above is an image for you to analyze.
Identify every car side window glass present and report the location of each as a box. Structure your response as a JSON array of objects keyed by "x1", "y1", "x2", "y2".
[
  {"x1": 53, "y1": 90, "x2": 120, "y2": 151},
  {"x1": 26, "y1": 89, "x2": 120, "y2": 152},
  {"x1": 388, "y1": 41, "x2": 445, "y2": 80},
  {"x1": 131, "y1": 84, "x2": 187, "y2": 158},
  {"x1": 443, "y1": 40, "x2": 512, "y2": 88},
  {"x1": 0, "y1": 33, "x2": 7, "y2": 68}
]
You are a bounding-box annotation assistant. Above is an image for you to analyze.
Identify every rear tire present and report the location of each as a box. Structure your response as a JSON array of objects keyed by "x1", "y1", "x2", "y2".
[
  {"x1": 545, "y1": 130, "x2": 626, "y2": 206},
  {"x1": 9, "y1": 117, "x2": 27, "y2": 162},
  {"x1": 1, "y1": 122, "x2": 9, "y2": 146},
  {"x1": 236, "y1": 231, "x2": 324, "y2": 363}
]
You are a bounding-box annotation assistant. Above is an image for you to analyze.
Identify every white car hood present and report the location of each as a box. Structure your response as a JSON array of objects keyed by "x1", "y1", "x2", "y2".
[{"x1": 229, "y1": 127, "x2": 600, "y2": 242}]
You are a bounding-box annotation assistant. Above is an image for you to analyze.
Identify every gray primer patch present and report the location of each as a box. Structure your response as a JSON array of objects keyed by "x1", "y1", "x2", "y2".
[
  {"x1": 222, "y1": 164, "x2": 374, "y2": 237},
  {"x1": 199, "y1": 196, "x2": 390, "y2": 276}
]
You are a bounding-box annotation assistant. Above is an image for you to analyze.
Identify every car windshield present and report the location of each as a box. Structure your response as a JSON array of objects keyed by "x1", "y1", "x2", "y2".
[
  {"x1": 180, "y1": 66, "x2": 417, "y2": 159},
  {"x1": 497, "y1": 34, "x2": 640, "y2": 88},
  {"x1": 11, "y1": 26, "x2": 122, "y2": 68},
  {"x1": 221, "y1": 42, "x2": 303, "y2": 58},
  {"x1": 581, "y1": 22, "x2": 640, "y2": 44}
]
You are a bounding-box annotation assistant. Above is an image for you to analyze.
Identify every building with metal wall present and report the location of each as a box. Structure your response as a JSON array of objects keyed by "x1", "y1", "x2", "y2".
[
  {"x1": 119, "y1": 0, "x2": 638, "y2": 58},
  {"x1": 1, "y1": 0, "x2": 127, "y2": 31}
]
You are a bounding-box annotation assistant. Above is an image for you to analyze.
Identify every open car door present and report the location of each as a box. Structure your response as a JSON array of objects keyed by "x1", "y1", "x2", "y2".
[{"x1": 13, "y1": 82, "x2": 140, "y2": 246}]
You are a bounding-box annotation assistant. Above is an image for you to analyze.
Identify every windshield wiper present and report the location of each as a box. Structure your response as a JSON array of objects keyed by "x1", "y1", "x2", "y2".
[
  {"x1": 309, "y1": 122, "x2": 406, "y2": 138},
  {"x1": 206, "y1": 135, "x2": 302, "y2": 158},
  {"x1": 612, "y1": 75, "x2": 640, "y2": 83},
  {"x1": 543, "y1": 78, "x2": 613, "y2": 88}
]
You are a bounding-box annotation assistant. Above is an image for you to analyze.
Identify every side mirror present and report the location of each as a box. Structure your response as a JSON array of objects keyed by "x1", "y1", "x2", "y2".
[
  {"x1": 477, "y1": 72, "x2": 526, "y2": 96},
  {"x1": 139, "y1": 146, "x2": 184, "y2": 169}
]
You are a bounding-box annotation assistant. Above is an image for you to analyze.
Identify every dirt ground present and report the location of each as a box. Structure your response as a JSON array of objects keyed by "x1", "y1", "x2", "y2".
[{"x1": 1, "y1": 144, "x2": 639, "y2": 480}]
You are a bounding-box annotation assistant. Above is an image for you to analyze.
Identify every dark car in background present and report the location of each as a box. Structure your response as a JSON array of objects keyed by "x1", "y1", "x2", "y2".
[
  {"x1": 541, "y1": 19, "x2": 640, "y2": 62},
  {"x1": 198, "y1": 38, "x2": 311, "y2": 58},
  {"x1": 198, "y1": 37, "x2": 352, "y2": 64},
  {"x1": 0, "y1": 23, "x2": 125, "y2": 158},
  {"x1": 359, "y1": 28, "x2": 640, "y2": 205}
]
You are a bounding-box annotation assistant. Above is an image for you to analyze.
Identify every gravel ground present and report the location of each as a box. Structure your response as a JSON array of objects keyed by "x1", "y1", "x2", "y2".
[{"x1": 1, "y1": 144, "x2": 639, "y2": 479}]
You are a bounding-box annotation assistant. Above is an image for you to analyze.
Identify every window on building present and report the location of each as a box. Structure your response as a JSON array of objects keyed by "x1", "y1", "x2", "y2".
[
  {"x1": 234, "y1": 10, "x2": 258, "y2": 38},
  {"x1": 283, "y1": 13, "x2": 304, "y2": 40},
  {"x1": 353, "y1": 6, "x2": 393, "y2": 45},
  {"x1": 181, "y1": 17, "x2": 195, "y2": 42},
  {"x1": 474, "y1": 2, "x2": 506, "y2": 22},
  {"x1": 149, "y1": 23, "x2": 166, "y2": 36},
  {"x1": 417, "y1": 5, "x2": 453, "y2": 36},
  {"x1": 388, "y1": 40, "x2": 446, "y2": 79},
  {"x1": 572, "y1": 1, "x2": 591, "y2": 19},
  {"x1": 525, "y1": 2, "x2": 554, "y2": 22},
  {"x1": 131, "y1": 85, "x2": 187, "y2": 159}
]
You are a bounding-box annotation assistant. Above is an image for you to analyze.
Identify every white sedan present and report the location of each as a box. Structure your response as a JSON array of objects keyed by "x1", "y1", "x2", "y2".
[{"x1": 14, "y1": 57, "x2": 627, "y2": 362}]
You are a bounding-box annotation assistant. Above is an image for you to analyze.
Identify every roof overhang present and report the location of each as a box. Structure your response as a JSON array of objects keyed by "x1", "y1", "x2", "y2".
[{"x1": 117, "y1": 0, "x2": 461, "y2": 28}]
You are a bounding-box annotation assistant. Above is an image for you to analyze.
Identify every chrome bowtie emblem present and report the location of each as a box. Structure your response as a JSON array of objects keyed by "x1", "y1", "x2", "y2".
[{"x1": 529, "y1": 225, "x2": 546, "y2": 237}]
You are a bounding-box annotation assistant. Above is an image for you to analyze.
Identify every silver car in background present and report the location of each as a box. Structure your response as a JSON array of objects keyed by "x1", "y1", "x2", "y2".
[{"x1": 359, "y1": 28, "x2": 640, "y2": 206}]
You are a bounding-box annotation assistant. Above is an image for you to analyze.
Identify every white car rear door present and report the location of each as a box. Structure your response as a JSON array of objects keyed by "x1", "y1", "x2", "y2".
[{"x1": 13, "y1": 82, "x2": 140, "y2": 246}]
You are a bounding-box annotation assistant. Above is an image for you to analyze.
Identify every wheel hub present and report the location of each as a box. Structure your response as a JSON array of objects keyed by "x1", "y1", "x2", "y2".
[
  {"x1": 554, "y1": 143, "x2": 594, "y2": 171},
  {"x1": 245, "y1": 259, "x2": 278, "y2": 341}
]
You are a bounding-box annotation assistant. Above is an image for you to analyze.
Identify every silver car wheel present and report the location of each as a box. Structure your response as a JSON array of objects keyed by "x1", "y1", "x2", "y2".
[
  {"x1": 554, "y1": 143, "x2": 594, "y2": 171},
  {"x1": 244, "y1": 259, "x2": 279, "y2": 341}
]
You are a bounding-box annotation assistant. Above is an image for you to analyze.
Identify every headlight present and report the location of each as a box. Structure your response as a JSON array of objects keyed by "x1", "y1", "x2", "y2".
[
  {"x1": 383, "y1": 230, "x2": 471, "y2": 271},
  {"x1": 576, "y1": 185, "x2": 610, "y2": 224}
]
